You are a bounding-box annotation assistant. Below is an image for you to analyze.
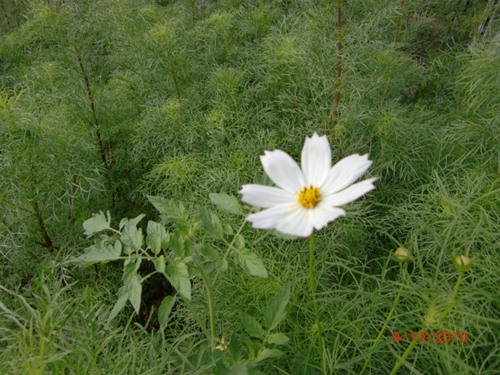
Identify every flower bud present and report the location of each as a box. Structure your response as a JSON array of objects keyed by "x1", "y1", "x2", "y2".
[
  {"x1": 454, "y1": 255, "x2": 472, "y2": 273},
  {"x1": 394, "y1": 247, "x2": 410, "y2": 262}
]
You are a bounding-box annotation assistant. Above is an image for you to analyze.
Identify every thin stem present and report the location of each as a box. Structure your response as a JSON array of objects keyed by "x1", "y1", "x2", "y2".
[
  {"x1": 388, "y1": 270, "x2": 465, "y2": 374},
  {"x1": 360, "y1": 263, "x2": 407, "y2": 375},
  {"x1": 389, "y1": 338, "x2": 418, "y2": 375},
  {"x1": 308, "y1": 233, "x2": 325, "y2": 373},
  {"x1": 196, "y1": 263, "x2": 216, "y2": 349},
  {"x1": 331, "y1": 0, "x2": 342, "y2": 127}
]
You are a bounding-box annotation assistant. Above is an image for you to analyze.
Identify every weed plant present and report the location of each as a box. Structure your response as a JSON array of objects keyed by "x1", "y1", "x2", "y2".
[{"x1": 0, "y1": 0, "x2": 499, "y2": 374}]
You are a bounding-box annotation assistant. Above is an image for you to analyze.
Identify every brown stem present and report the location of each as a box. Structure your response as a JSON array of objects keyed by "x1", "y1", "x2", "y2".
[
  {"x1": 331, "y1": 0, "x2": 342, "y2": 126},
  {"x1": 73, "y1": 46, "x2": 109, "y2": 171},
  {"x1": 393, "y1": 0, "x2": 404, "y2": 45},
  {"x1": 33, "y1": 203, "x2": 58, "y2": 251}
]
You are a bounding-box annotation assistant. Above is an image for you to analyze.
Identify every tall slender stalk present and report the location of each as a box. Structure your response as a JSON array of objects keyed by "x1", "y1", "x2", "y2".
[
  {"x1": 72, "y1": 46, "x2": 109, "y2": 171},
  {"x1": 308, "y1": 233, "x2": 326, "y2": 373},
  {"x1": 331, "y1": 0, "x2": 342, "y2": 127},
  {"x1": 359, "y1": 263, "x2": 408, "y2": 375}
]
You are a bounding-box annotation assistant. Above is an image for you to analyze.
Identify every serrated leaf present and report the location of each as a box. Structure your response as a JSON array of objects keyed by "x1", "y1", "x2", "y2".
[
  {"x1": 166, "y1": 259, "x2": 191, "y2": 300},
  {"x1": 234, "y1": 234, "x2": 245, "y2": 249},
  {"x1": 197, "y1": 207, "x2": 223, "y2": 239},
  {"x1": 121, "y1": 214, "x2": 145, "y2": 251},
  {"x1": 263, "y1": 282, "x2": 291, "y2": 331},
  {"x1": 108, "y1": 290, "x2": 128, "y2": 322},
  {"x1": 152, "y1": 255, "x2": 166, "y2": 273},
  {"x1": 233, "y1": 247, "x2": 268, "y2": 278},
  {"x1": 209, "y1": 193, "x2": 242, "y2": 215},
  {"x1": 146, "y1": 221, "x2": 167, "y2": 255},
  {"x1": 266, "y1": 333, "x2": 289, "y2": 345},
  {"x1": 240, "y1": 312, "x2": 264, "y2": 339},
  {"x1": 83, "y1": 210, "x2": 111, "y2": 236},
  {"x1": 76, "y1": 238, "x2": 122, "y2": 266},
  {"x1": 158, "y1": 295, "x2": 176, "y2": 328},
  {"x1": 255, "y1": 348, "x2": 283, "y2": 363},
  {"x1": 127, "y1": 274, "x2": 142, "y2": 314},
  {"x1": 147, "y1": 195, "x2": 189, "y2": 229}
]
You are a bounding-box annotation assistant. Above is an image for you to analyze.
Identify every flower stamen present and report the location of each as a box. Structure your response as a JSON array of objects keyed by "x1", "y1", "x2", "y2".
[{"x1": 297, "y1": 185, "x2": 322, "y2": 208}]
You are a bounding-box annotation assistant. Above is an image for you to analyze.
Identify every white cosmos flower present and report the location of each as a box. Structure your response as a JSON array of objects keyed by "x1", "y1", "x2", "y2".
[{"x1": 239, "y1": 133, "x2": 377, "y2": 237}]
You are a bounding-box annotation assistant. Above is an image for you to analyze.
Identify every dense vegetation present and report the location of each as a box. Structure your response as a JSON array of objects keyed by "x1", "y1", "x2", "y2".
[{"x1": 1, "y1": 0, "x2": 498, "y2": 374}]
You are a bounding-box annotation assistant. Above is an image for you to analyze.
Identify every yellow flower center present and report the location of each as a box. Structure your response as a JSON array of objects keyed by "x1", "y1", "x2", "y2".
[{"x1": 297, "y1": 185, "x2": 322, "y2": 208}]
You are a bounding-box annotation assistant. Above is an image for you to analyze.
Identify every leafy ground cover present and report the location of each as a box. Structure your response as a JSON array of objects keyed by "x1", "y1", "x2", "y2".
[{"x1": 0, "y1": 0, "x2": 499, "y2": 374}]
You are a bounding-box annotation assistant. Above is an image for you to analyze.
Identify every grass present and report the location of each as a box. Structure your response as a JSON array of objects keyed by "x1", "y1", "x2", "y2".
[{"x1": 0, "y1": 0, "x2": 499, "y2": 374}]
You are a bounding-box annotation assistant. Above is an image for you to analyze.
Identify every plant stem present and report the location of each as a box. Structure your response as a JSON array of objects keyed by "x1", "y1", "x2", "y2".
[
  {"x1": 388, "y1": 270, "x2": 465, "y2": 374},
  {"x1": 360, "y1": 263, "x2": 407, "y2": 375},
  {"x1": 331, "y1": 0, "x2": 342, "y2": 127},
  {"x1": 308, "y1": 233, "x2": 325, "y2": 373},
  {"x1": 196, "y1": 264, "x2": 216, "y2": 349}
]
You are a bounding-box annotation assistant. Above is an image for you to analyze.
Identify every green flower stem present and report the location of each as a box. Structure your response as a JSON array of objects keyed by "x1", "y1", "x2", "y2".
[
  {"x1": 389, "y1": 338, "x2": 418, "y2": 375},
  {"x1": 308, "y1": 233, "x2": 326, "y2": 373},
  {"x1": 181, "y1": 296, "x2": 211, "y2": 341},
  {"x1": 389, "y1": 270, "x2": 465, "y2": 375},
  {"x1": 360, "y1": 263, "x2": 407, "y2": 375},
  {"x1": 196, "y1": 264, "x2": 216, "y2": 349}
]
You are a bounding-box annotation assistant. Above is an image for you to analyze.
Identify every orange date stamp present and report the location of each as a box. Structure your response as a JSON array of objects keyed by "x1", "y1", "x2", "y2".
[{"x1": 392, "y1": 331, "x2": 469, "y2": 344}]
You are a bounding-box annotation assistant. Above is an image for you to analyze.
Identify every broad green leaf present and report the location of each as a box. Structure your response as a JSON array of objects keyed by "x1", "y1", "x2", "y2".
[
  {"x1": 266, "y1": 333, "x2": 289, "y2": 345},
  {"x1": 255, "y1": 348, "x2": 283, "y2": 363},
  {"x1": 166, "y1": 259, "x2": 191, "y2": 300},
  {"x1": 127, "y1": 274, "x2": 142, "y2": 314},
  {"x1": 158, "y1": 295, "x2": 176, "y2": 328},
  {"x1": 76, "y1": 238, "x2": 121, "y2": 265},
  {"x1": 147, "y1": 196, "x2": 189, "y2": 229},
  {"x1": 108, "y1": 289, "x2": 128, "y2": 322},
  {"x1": 146, "y1": 221, "x2": 167, "y2": 255},
  {"x1": 152, "y1": 255, "x2": 166, "y2": 273},
  {"x1": 121, "y1": 214, "x2": 145, "y2": 251},
  {"x1": 263, "y1": 282, "x2": 291, "y2": 331},
  {"x1": 197, "y1": 207, "x2": 223, "y2": 239},
  {"x1": 223, "y1": 223, "x2": 233, "y2": 235},
  {"x1": 234, "y1": 234, "x2": 245, "y2": 249},
  {"x1": 209, "y1": 193, "x2": 242, "y2": 215},
  {"x1": 83, "y1": 210, "x2": 111, "y2": 236},
  {"x1": 240, "y1": 312, "x2": 264, "y2": 339},
  {"x1": 233, "y1": 247, "x2": 268, "y2": 278}
]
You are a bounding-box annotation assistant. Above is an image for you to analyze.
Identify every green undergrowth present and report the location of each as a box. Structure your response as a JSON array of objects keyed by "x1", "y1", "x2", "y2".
[{"x1": 1, "y1": 0, "x2": 498, "y2": 374}]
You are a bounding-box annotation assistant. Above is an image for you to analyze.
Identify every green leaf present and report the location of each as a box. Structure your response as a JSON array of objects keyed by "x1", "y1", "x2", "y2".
[
  {"x1": 152, "y1": 255, "x2": 166, "y2": 273},
  {"x1": 147, "y1": 196, "x2": 189, "y2": 229},
  {"x1": 158, "y1": 295, "x2": 176, "y2": 328},
  {"x1": 146, "y1": 220, "x2": 167, "y2": 255},
  {"x1": 209, "y1": 193, "x2": 242, "y2": 215},
  {"x1": 240, "y1": 312, "x2": 264, "y2": 339},
  {"x1": 233, "y1": 247, "x2": 268, "y2": 278},
  {"x1": 197, "y1": 207, "x2": 223, "y2": 239},
  {"x1": 83, "y1": 210, "x2": 111, "y2": 236},
  {"x1": 127, "y1": 274, "x2": 142, "y2": 314},
  {"x1": 108, "y1": 290, "x2": 128, "y2": 322},
  {"x1": 166, "y1": 259, "x2": 191, "y2": 300},
  {"x1": 255, "y1": 348, "x2": 283, "y2": 363},
  {"x1": 76, "y1": 237, "x2": 122, "y2": 265},
  {"x1": 121, "y1": 214, "x2": 145, "y2": 251},
  {"x1": 263, "y1": 282, "x2": 291, "y2": 331},
  {"x1": 266, "y1": 333, "x2": 289, "y2": 345}
]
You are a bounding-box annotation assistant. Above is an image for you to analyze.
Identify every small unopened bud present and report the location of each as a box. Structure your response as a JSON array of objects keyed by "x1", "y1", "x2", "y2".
[
  {"x1": 394, "y1": 247, "x2": 410, "y2": 262},
  {"x1": 454, "y1": 255, "x2": 472, "y2": 273}
]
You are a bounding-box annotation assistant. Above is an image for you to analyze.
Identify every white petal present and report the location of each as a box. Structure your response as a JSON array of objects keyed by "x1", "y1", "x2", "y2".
[
  {"x1": 309, "y1": 205, "x2": 346, "y2": 230},
  {"x1": 301, "y1": 133, "x2": 331, "y2": 186},
  {"x1": 275, "y1": 206, "x2": 314, "y2": 237},
  {"x1": 240, "y1": 184, "x2": 295, "y2": 208},
  {"x1": 322, "y1": 178, "x2": 377, "y2": 206},
  {"x1": 260, "y1": 150, "x2": 305, "y2": 192},
  {"x1": 246, "y1": 205, "x2": 294, "y2": 230},
  {"x1": 321, "y1": 154, "x2": 373, "y2": 194}
]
